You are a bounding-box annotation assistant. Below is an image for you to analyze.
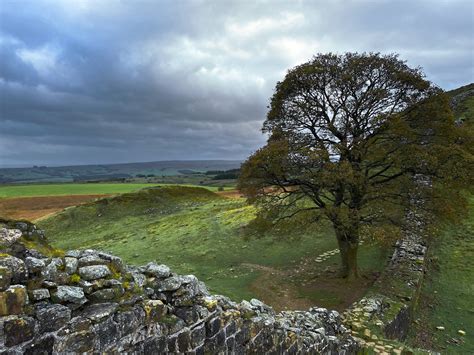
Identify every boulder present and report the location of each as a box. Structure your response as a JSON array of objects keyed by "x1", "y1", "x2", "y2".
[{"x1": 79, "y1": 265, "x2": 112, "y2": 281}]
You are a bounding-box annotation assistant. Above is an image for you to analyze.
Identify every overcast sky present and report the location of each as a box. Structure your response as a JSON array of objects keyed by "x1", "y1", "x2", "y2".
[{"x1": 1, "y1": 0, "x2": 473, "y2": 167}]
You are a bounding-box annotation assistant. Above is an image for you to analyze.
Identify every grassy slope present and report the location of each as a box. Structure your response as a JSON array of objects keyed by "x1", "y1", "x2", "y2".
[
  {"x1": 408, "y1": 196, "x2": 474, "y2": 352},
  {"x1": 0, "y1": 183, "x2": 222, "y2": 198},
  {"x1": 39, "y1": 186, "x2": 389, "y2": 305}
]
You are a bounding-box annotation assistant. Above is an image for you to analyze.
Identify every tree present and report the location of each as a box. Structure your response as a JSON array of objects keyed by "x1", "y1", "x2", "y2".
[{"x1": 238, "y1": 53, "x2": 472, "y2": 279}]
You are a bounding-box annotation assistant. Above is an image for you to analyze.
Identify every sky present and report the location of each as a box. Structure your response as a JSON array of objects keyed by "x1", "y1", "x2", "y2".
[{"x1": 1, "y1": 0, "x2": 473, "y2": 167}]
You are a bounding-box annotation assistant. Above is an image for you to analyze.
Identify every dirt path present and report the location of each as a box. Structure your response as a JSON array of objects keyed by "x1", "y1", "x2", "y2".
[
  {"x1": 0, "y1": 194, "x2": 109, "y2": 221},
  {"x1": 240, "y1": 240, "x2": 377, "y2": 312}
]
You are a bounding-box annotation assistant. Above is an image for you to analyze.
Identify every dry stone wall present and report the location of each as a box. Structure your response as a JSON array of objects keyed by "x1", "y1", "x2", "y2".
[{"x1": 0, "y1": 221, "x2": 359, "y2": 354}]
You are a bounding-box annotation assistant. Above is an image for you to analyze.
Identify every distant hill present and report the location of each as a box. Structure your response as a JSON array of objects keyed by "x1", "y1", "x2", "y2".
[
  {"x1": 447, "y1": 82, "x2": 474, "y2": 123},
  {"x1": 0, "y1": 160, "x2": 241, "y2": 184}
]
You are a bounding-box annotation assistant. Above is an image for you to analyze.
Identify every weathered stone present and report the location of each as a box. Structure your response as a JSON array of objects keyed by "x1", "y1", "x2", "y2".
[
  {"x1": 53, "y1": 285, "x2": 87, "y2": 304},
  {"x1": 23, "y1": 335, "x2": 55, "y2": 354},
  {"x1": 82, "y1": 302, "x2": 118, "y2": 323},
  {"x1": 65, "y1": 249, "x2": 81, "y2": 258},
  {"x1": 93, "y1": 317, "x2": 120, "y2": 350},
  {"x1": 79, "y1": 265, "x2": 111, "y2": 281},
  {"x1": 3, "y1": 315, "x2": 35, "y2": 346},
  {"x1": 177, "y1": 329, "x2": 191, "y2": 352},
  {"x1": 65, "y1": 257, "x2": 78, "y2": 274},
  {"x1": 56, "y1": 331, "x2": 96, "y2": 352},
  {"x1": 42, "y1": 261, "x2": 58, "y2": 281},
  {"x1": 78, "y1": 254, "x2": 108, "y2": 267},
  {"x1": 29, "y1": 288, "x2": 50, "y2": 301},
  {"x1": 0, "y1": 285, "x2": 28, "y2": 316},
  {"x1": 36, "y1": 303, "x2": 71, "y2": 332},
  {"x1": 0, "y1": 255, "x2": 27, "y2": 283},
  {"x1": 0, "y1": 266, "x2": 12, "y2": 291},
  {"x1": 143, "y1": 299, "x2": 166, "y2": 322},
  {"x1": 131, "y1": 272, "x2": 146, "y2": 288},
  {"x1": 0, "y1": 228, "x2": 22, "y2": 247},
  {"x1": 25, "y1": 256, "x2": 46, "y2": 273},
  {"x1": 142, "y1": 262, "x2": 171, "y2": 278},
  {"x1": 89, "y1": 288, "x2": 118, "y2": 302}
]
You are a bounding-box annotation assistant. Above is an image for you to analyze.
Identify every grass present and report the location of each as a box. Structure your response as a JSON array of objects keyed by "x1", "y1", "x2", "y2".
[
  {"x1": 38, "y1": 185, "x2": 389, "y2": 305},
  {"x1": 0, "y1": 183, "x2": 224, "y2": 198},
  {"x1": 408, "y1": 195, "x2": 474, "y2": 353}
]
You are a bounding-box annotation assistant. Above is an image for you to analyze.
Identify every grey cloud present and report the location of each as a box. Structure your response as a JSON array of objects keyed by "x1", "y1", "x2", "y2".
[{"x1": 1, "y1": 0, "x2": 473, "y2": 167}]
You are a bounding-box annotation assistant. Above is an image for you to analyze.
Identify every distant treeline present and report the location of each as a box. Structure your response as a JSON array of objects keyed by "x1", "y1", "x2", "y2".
[
  {"x1": 206, "y1": 169, "x2": 240, "y2": 180},
  {"x1": 72, "y1": 174, "x2": 131, "y2": 182}
]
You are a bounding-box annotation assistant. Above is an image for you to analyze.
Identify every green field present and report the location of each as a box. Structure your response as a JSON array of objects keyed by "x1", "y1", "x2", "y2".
[
  {"x1": 0, "y1": 183, "x2": 223, "y2": 198},
  {"x1": 38, "y1": 186, "x2": 389, "y2": 307},
  {"x1": 409, "y1": 195, "x2": 474, "y2": 353}
]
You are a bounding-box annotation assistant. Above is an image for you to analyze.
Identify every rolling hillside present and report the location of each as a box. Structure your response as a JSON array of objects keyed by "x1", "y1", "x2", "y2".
[
  {"x1": 0, "y1": 160, "x2": 241, "y2": 184},
  {"x1": 38, "y1": 185, "x2": 390, "y2": 310}
]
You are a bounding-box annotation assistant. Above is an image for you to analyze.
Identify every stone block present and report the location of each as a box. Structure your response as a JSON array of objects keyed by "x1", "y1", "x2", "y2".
[
  {"x1": 0, "y1": 285, "x2": 28, "y2": 316},
  {"x1": 2, "y1": 315, "x2": 35, "y2": 347}
]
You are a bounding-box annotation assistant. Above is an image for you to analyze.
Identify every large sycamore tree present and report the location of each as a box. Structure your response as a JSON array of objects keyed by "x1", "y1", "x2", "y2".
[{"x1": 238, "y1": 53, "x2": 472, "y2": 279}]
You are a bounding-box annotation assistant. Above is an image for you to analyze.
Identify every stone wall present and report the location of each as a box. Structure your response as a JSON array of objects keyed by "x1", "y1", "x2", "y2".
[
  {"x1": 0, "y1": 221, "x2": 359, "y2": 354},
  {"x1": 343, "y1": 176, "x2": 430, "y2": 352}
]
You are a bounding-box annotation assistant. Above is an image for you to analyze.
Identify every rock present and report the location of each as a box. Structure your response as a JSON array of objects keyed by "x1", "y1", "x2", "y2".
[
  {"x1": 436, "y1": 326, "x2": 445, "y2": 331},
  {"x1": 143, "y1": 299, "x2": 166, "y2": 321},
  {"x1": 42, "y1": 261, "x2": 58, "y2": 281},
  {"x1": 65, "y1": 249, "x2": 82, "y2": 258},
  {"x1": 142, "y1": 262, "x2": 171, "y2": 278},
  {"x1": 89, "y1": 288, "x2": 119, "y2": 302},
  {"x1": 78, "y1": 254, "x2": 108, "y2": 267},
  {"x1": 0, "y1": 255, "x2": 28, "y2": 283},
  {"x1": 25, "y1": 256, "x2": 46, "y2": 273},
  {"x1": 82, "y1": 302, "x2": 118, "y2": 323},
  {"x1": 2, "y1": 315, "x2": 36, "y2": 346},
  {"x1": 0, "y1": 228, "x2": 22, "y2": 247},
  {"x1": 36, "y1": 303, "x2": 71, "y2": 332},
  {"x1": 0, "y1": 285, "x2": 28, "y2": 316},
  {"x1": 30, "y1": 288, "x2": 50, "y2": 301},
  {"x1": 53, "y1": 285, "x2": 87, "y2": 305},
  {"x1": 157, "y1": 276, "x2": 184, "y2": 291},
  {"x1": 65, "y1": 257, "x2": 79, "y2": 274},
  {"x1": 458, "y1": 330, "x2": 466, "y2": 336},
  {"x1": 131, "y1": 272, "x2": 146, "y2": 288},
  {"x1": 79, "y1": 265, "x2": 111, "y2": 281},
  {"x1": 0, "y1": 266, "x2": 12, "y2": 291}
]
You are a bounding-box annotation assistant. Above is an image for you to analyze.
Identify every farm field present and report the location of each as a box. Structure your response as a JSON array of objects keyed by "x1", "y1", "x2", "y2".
[
  {"x1": 38, "y1": 185, "x2": 391, "y2": 311},
  {"x1": 408, "y1": 195, "x2": 474, "y2": 353}
]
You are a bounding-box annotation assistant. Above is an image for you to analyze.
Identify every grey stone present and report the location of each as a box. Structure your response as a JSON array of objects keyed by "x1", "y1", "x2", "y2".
[
  {"x1": 53, "y1": 285, "x2": 87, "y2": 304},
  {"x1": 65, "y1": 249, "x2": 82, "y2": 258},
  {"x1": 30, "y1": 288, "x2": 50, "y2": 301},
  {"x1": 131, "y1": 272, "x2": 146, "y2": 288},
  {"x1": 0, "y1": 228, "x2": 22, "y2": 247},
  {"x1": 78, "y1": 254, "x2": 108, "y2": 267},
  {"x1": 3, "y1": 315, "x2": 35, "y2": 346},
  {"x1": 25, "y1": 256, "x2": 46, "y2": 273},
  {"x1": 82, "y1": 302, "x2": 118, "y2": 323},
  {"x1": 36, "y1": 303, "x2": 71, "y2": 332},
  {"x1": 89, "y1": 288, "x2": 118, "y2": 302},
  {"x1": 65, "y1": 257, "x2": 78, "y2": 274},
  {"x1": 79, "y1": 265, "x2": 111, "y2": 281},
  {"x1": 0, "y1": 255, "x2": 28, "y2": 283},
  {"x1": 143, "y1": 262, "x2": 171, "y2": 278}
]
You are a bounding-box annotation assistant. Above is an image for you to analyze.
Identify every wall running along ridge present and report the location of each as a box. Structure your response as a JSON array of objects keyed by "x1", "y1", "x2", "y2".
[
  {"x1": 343, "y1": 175, "x2": 430, "y2": 352},
  {"x1": 0, "y1": 221, "x2": 359, "y2": 354}
]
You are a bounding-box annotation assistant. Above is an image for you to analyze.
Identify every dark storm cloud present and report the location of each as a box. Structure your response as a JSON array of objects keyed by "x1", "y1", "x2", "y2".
[{"x1": 1, "y1": 0, "x2": 473, "y2": 167}]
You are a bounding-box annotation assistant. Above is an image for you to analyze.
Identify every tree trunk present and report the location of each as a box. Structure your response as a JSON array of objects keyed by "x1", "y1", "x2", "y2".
[{"x1": 336, "y1": 234, "x2": 360, "y2": 279}]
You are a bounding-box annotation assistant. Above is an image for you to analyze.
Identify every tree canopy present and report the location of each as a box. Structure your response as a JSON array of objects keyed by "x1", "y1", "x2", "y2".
[{"x1": 238, "y1": 52, "x2": 473, "y2": 279}]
